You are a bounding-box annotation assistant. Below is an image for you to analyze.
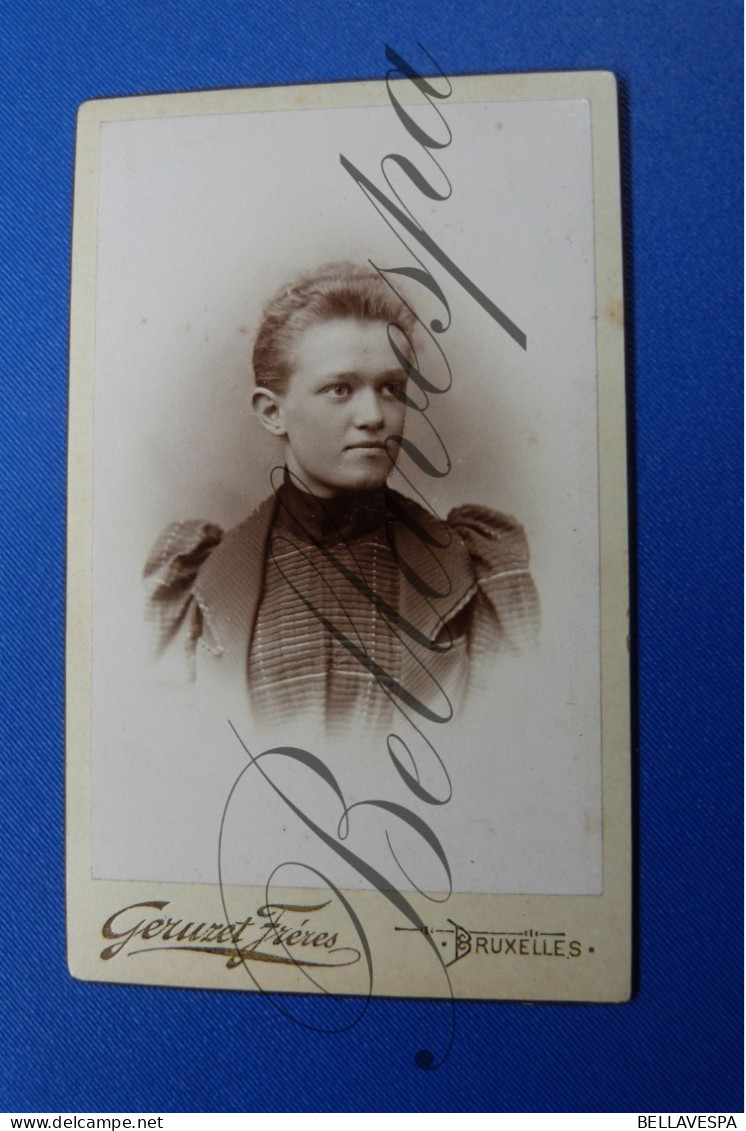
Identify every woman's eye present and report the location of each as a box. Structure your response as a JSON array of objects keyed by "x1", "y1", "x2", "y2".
[
  {"x1": 326, "y1": 384, "x2": 350, "y2": 398},
  {"x1": 384, "y1": 382, "x2": 405, "y2": 398}
]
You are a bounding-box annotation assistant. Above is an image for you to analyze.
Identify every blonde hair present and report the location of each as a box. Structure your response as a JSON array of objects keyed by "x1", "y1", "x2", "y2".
[{"x1": 252, "y1": 262, "x2": 417, "y2": 392}]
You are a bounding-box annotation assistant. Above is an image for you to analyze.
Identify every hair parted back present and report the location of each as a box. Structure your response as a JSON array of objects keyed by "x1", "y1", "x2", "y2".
[{"x1": 252, "y1": 262, "x2": 417, "y2": 392}]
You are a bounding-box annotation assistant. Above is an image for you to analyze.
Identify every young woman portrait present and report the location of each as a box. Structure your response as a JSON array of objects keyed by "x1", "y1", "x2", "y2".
[{"x1": 144, "y1": 263, "x2": 540, "y2": 742}]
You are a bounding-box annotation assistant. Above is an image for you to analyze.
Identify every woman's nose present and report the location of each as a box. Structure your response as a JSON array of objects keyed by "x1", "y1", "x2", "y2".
[{"x1": 352, "y1": 388, "x2": 385, "y2": 428}]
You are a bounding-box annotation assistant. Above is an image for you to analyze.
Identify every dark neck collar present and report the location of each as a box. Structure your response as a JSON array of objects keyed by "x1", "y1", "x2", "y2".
[{"x1": 274, "y1": 472, "x2": 389, "y2": 545}]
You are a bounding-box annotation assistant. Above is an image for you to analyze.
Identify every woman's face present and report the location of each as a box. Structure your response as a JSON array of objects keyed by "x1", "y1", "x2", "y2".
[{"x1": 275, "y1": 317, "x2": 408, "y2": 497}]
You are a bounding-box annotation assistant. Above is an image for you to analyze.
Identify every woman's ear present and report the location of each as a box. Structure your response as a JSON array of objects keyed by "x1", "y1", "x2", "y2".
[{"x1": 252, "y1": 388, "x2": 287, "y2": 437}]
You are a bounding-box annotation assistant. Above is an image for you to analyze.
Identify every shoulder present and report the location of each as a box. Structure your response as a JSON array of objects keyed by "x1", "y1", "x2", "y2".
[
  {"x1": 386, "y1": 489, "x2": 530, "y2": 570},
  {"x1": 445, "y1": 504, "x2": 532, "y2": 572},
  {"x1": 144, "y1": 520, "x2": 225, "y2": 593},
  {"x1": 143, "y1": 496, "x2": 277, "y2": 663},
  {"x1": 143, "y1": 519, "x2": 227, "y2": 665},
  {"x1": 446, "y1": 504, "x2": 540, "y2": 652},
  {"x1": 386, "y1": 491, "x2": 540, "y2": 652},
  {"x1": 144, "y1": 497, "x2": 276, "y2": 588}
]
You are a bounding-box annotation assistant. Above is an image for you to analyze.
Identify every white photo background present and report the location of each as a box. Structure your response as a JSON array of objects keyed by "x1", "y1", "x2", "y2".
[{"x1": 91, "y1": 96, "x2": 602, "y2": 894}]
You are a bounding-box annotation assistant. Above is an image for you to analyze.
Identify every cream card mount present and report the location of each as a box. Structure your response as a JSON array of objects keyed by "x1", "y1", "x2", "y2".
[{"x1": 66, "y1": 61, "x2": 630, "y2": 1012}]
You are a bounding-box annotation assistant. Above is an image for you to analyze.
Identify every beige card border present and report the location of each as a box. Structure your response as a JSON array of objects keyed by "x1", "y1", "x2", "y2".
[{"x1": 66, "y1": 68, "x2": 630, "y2": 1003}]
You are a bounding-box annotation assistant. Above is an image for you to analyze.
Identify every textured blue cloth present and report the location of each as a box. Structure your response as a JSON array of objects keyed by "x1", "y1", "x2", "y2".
[{"x1": 1, "y1": 0, "x2": 742, "y2": 1114}]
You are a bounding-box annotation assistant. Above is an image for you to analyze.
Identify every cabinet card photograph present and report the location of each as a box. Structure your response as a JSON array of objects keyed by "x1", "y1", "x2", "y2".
[{"x1": 66, "y1": 62, "x2": 631, "y2": 1011}]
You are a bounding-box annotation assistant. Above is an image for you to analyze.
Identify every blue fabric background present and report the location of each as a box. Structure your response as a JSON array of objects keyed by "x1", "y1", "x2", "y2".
[{"x1": 1, "y1": 0, "x2": 742, "y2": 1114}]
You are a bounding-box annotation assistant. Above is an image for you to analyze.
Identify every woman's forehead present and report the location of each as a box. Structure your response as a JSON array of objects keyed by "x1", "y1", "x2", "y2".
[{"x1": 287, "y1": 317, "x2": 409, "y2": 376}]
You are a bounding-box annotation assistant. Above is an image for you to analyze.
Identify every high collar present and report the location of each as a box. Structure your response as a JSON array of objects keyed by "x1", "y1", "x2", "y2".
[{"x1": 274, "y1": 472, "x2": 389, "y2": 546}]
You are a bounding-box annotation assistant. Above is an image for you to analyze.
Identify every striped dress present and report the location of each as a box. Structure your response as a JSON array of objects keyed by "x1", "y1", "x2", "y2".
[
  {"x1": 248, "y1": 482, "x2": 403, "y2": 736},
  {"x1": 144, "y1": 478, "x2": 541, "y2": 738}
]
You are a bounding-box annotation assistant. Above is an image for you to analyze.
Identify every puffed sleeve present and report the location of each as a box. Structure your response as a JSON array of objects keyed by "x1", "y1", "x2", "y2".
[
  {"x1": 447, "y1": 505, "x2": 541, "y2": 655},
  {"x1": 143, "y1": 520, "x2": 225, "y2": 676}
]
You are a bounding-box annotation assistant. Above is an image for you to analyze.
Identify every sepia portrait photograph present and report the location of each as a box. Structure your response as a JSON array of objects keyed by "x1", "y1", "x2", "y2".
[
  {"x1": 67, "y1": 68, "x2": 629, "y2": 1001},
  {"x1": 4, "y1": 0, "x2": 737, "y2": 1112}
]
